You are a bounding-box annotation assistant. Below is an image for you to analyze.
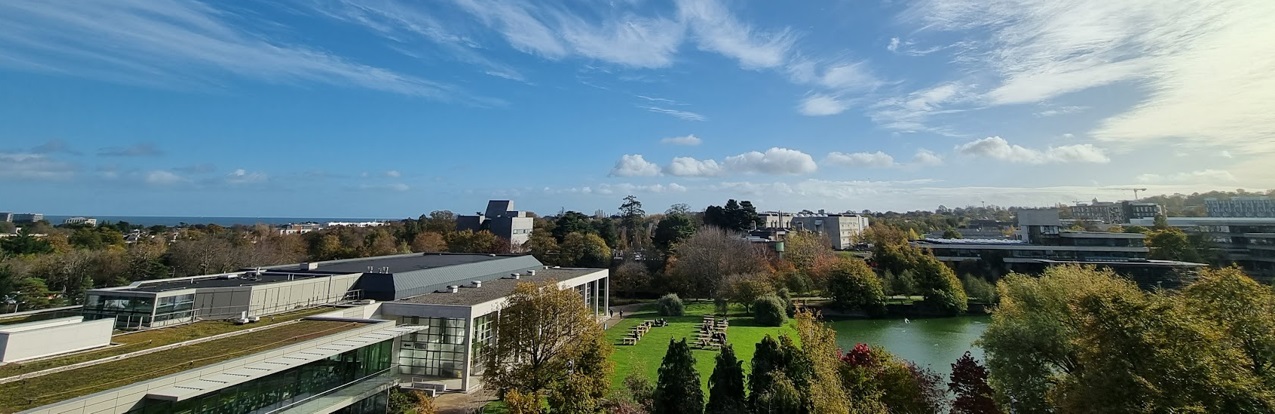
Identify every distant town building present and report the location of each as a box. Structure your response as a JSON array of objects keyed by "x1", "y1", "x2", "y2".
[
  {"x1": 278, "y1": 222, "x2": 322, "y2": 235},
  {"x1": 759, "y1": 211, "x2": 794, "y2": 229},
  {"x1": 0, "y1": 212, "x2": 12, "y2": 222},
  {"x1": 791, "y1": 213, "x2": 870, "y2": 250},
  {"x1": 325, "y1": 221, "x2": 389, "y2": 227},
  {"x1": 12, "y1": 213, "x2": 43, "y2": 223},
  {"x1": 1129, "y1": 216, "x2": 1275, "y2": 279},
  {"x1": 457, "y1": 200, "x2": 534, "y2": 247},
  {"x1": 62, "y1": 216, "x2": 97, "y2": 226},
  {"x1": 1070, "y1": 200, "x2": 1162, "y2": 224},
  {"x1": 1205, "y1": 197, "x2": 1275, "y2": 218}
]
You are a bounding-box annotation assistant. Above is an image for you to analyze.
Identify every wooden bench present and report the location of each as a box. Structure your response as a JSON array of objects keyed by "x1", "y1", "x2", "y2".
[{"x1": 622, "y1": 337, "x2": 638, "y2": 345}]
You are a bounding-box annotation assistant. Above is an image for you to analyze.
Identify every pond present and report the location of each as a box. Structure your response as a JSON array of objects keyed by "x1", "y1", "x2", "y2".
[{"x1": 826, "y1": 316, "x2": 990, "y2": 378}]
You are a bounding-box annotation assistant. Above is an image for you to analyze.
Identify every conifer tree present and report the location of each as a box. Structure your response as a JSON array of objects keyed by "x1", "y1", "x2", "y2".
[
  {"x1": 652, "y1": 339, "x2": 703, "y2": 414},
  {"x1": 705, "y1": 345, "x2": 747, "y2": 414},
  {"x1": 748, "y1": 335, "x2": 784, "y2": 410}
]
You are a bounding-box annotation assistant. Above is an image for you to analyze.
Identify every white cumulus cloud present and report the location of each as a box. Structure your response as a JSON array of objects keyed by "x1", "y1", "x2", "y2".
[
  {"x1": 660, "y1": 134, "x2": 702, "y2": 146},
  {"x1": 610, "y1": 154, "x2": 662, "y2": 177},
  {"x1": 955, "y1": 136, "x2": 1109, "y2": 164},
  {"x1": 665, "y1": 157, "x2": 723, "y2": 177},
  {"x1": 799, "y1": 94, "x2": 848, "y2": 116},
  {"x1": 724, "y1": 147, "x2": 818, "y2": 175},
  {"x1": 826, "y1": 151, "x2": 896, "y2": 168},
  {"x1": 912, "y1": 149, "x2": 945, "y2": 166}
]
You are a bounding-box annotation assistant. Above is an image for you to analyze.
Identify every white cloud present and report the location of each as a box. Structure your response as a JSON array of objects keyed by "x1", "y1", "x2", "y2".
[
  {"x1": 799, "y1": 94, "x2": 848, "y2": 116},
  {"x1": 911, "y1": 149, "x2": 944, "y2": 166},
  {"x1": 907, "y1": 0, "x2": 1275, "y2": 153},
  {"x1": 660, "y1": 134, "x2": 702, "y2": 146},
  {"x1": 0, "y1": 152, "x2": 75, "y2": 180},
  {"x1": 642, "y1": 106, "x2": 707, "y2": 121},
  {"x1": 870, "y1": 81, "x2": 973, "y2": 133},
  {"x1": 665, "y1": 157, "x2": 723, "y2": 177},
  {"x1": 826, "y1": 151, "x2": 895, "y2": 168},
  {"x1": 1034, "y1": 106, "x2": 1087, "y2": 117},
  {"x1": 724, "y1": 147, "x2": 818, "y2": 175},
  {"x1": 360, "y1": 183, "x2": 411, "y2": 192},
  {"x1": 955, "y1": 136, "x2": 1110, "y2": 164},
  {"x1": 675, "y1": 0, "x2": 796, "y2": 69},
  {"x1": 556, "y1": 14, "x2": 685, "y2": 68},
  {"x1": 1136, "y1": 169, "x2": 1237, "y2": 184},
  {"x1": 226, "y1": 168, "x2": 268, "y2": 184},
  {"x1": 0, "y1": 2, "x2": 465, "y2": 100},
  {"x1": 145, "y1": 170, "x2": 184, "y2": 185},
  {"x1": 385, "y1": 170, "x2": 401, "y2": 178},
  {"x1": 887, "y1": 37, "x2": 900, "y2": 52},
  {"x1": 610, "y1": 154, "x2": 662, "y2": 177}
]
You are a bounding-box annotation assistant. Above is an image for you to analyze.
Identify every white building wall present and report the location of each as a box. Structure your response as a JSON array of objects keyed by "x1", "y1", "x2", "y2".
[{"x1": 0, "y1": 317, "x2": 114, "y2": 363}]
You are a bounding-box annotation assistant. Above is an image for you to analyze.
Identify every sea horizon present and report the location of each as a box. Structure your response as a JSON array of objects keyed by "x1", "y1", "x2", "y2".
[{"x1": 41, "y1": 215, "x2": 403, "y2": 227}]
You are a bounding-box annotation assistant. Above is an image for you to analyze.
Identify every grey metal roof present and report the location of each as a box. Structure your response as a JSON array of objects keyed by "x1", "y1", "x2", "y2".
[
  {"x1": 398, "y1": 268, "x2": 602, "y2": 306},
  {"x1": 354, "y1": 255, "x2": 546, "y2": 300},
  {"x1": 309, "y1": 253, "x2": 512, "y2": 274}
]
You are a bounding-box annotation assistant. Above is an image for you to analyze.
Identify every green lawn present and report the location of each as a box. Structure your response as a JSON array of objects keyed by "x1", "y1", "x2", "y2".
[
  {"x1": 0, "y1": 306, "x2": 334, "y2": 379},
  {"x1": 0, "y1": 320, "x2": 361, "y2": 413},
  {"x1": 606, "y1": 302, "x2": 796, "y2": 394}
]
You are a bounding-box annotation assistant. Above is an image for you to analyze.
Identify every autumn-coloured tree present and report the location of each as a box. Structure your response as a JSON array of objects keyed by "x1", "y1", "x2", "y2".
[
  {"x1": 794, "y1": 310, "x2": 851, "y2": 413},
  {"x1": 410, "y1": 231, "x2": 447, "y2": 252},
  {"x1": 949, "y1": 352, "x2": 1000, "y2": 414}
]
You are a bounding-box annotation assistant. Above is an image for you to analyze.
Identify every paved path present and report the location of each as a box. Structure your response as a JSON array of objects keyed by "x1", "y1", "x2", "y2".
[{"x1": 435, "y1": 389, "x2": 497, "y2": 414}]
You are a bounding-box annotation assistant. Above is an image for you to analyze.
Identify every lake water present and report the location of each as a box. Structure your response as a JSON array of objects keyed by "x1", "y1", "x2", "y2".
[{"x1": 826, "y1": 316, "x2": 990, "y2": 378}]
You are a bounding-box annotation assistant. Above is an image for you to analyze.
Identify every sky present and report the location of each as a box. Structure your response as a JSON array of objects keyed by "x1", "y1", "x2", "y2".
[{"x1": 1, "y1": 0, "x2": 1272, "y2": 218}]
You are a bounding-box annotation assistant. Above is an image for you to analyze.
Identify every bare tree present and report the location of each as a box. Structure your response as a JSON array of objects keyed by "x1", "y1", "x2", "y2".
[{"x1": 667, "y1": 227, "x2": 764, "y2": 299}]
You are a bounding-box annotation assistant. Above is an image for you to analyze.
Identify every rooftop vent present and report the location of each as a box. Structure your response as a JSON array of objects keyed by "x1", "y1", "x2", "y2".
[
  {"x1": 471, "y1": 280, "x2": 482, "y2": 288},
  {"x1": 504, "y1": 273, "x2": 521, "y2": 280},
  {"x1": 447, "y1": 285, "x2": 459, "y2": 293},
  {"x1": 527, "y1": 270, "x2": 536, "y2": 276},
  {"x1": 489, "y1": 254, "x2": 497, "y2": 257},
  {"x1": 300, "y1": 262, "x2": 318, "y2": 271}
]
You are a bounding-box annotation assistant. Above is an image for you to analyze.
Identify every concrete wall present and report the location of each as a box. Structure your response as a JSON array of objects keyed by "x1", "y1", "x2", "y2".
[
  {"x1": 20, "y1": 321, "x2": 395, "y2": 414},
  {"x1": 247, "y1": 274, "x2": 360, "y2": 317},
  {"x1": 0, "y1": 317, "x2": 113, "y2": 363}
]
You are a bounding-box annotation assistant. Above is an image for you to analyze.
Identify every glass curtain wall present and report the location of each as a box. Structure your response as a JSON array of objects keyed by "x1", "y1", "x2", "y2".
[
  {"x1": 470, "y1": 312, "x2": 495, "y2": 375},
  {"x1": 153, "y1": 294, "x2": 195, "y2": 324},
  {"x1": 83, "y1": 294, "x2": 157, "y2": 328},
  {"x1": 397, "y1": 316, "x2": 467, "y2": 378},
  {"x1": 131, "y1": 339, "x2": 393, "y2": 414}
]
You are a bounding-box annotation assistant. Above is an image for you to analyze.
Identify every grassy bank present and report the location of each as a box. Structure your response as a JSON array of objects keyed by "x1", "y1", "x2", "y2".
[{"x1": 606, "y1": 302, "x2": 796, "y2": 393}]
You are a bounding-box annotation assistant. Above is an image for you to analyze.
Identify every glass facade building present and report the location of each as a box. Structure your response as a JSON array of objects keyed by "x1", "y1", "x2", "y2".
[
  {"x1": 129, "y1": 339, "x2": 393, "y2": 414},
  {"x1": 83, "y1": 293, "x2": 158, "y2": 328},
  {"x1": 397, "y1": 316, "x2": 468, "y2": 378}
]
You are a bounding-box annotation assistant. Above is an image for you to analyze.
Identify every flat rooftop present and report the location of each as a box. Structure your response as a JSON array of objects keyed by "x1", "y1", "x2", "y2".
[
  {"x1": 0, "y1": 319, "x2": 364, "y2": 413},
  {"x1": 279, "y1": 253, "x2": 518, "y2": 274},
  {"x1": 397, "y1": 268, "x2": 601, "y2": 306},
  {"x1": 116, "y1": 271, "x2": 354, "y2": 293}
]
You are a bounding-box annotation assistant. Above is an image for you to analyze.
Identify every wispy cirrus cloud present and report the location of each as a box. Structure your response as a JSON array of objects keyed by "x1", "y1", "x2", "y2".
[
  {"x1": 0, "y1": 1, "x2": 473, "y2": 100},
  {"x1": 0, "y1": 152, "x2": 76, "y2": 180},
  {"x1": 642, "y1": 106, "x2": 707, "y2": 121},
  {"x1": 98, "y1": 142, "x2": 163, "y2": 157}
]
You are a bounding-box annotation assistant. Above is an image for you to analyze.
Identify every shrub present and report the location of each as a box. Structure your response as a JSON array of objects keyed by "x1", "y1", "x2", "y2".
[
  {"x1": 777, "y1": 288, "x2": 795, "y2": 317},
  {"x1": 753, "y1": 295, "x2": 787, "y2": 326},
  {"x1": 657, "y1": 293, "x2": 685, "y2": 316}
]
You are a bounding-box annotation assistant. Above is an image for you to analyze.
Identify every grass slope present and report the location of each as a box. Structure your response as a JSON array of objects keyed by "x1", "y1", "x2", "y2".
[
  {"x1": 606, "y1": 302, "x2": 796, "y2": 394},
  {"x1": 0, "y1": 306, "x2": 334, "y2": 379}
]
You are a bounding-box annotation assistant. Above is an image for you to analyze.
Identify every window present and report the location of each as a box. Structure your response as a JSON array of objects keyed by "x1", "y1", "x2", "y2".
[{"x1": 397, "y1": 316, "x2": 467, "y2": 378}]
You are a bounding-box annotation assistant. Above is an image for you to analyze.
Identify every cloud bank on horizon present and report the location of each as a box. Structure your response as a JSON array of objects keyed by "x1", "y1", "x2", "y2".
[{"x1": 0, "y1": 0, "x2": 1271, "y2": 216}]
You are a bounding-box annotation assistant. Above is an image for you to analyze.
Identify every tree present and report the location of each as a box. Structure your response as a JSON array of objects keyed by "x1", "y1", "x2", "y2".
[
  {"x1": 782, "y1": 230, "x2": 834, "y2": 284},
  {"x1": 0, "y1": 230, "x2": 54, "y2": 255},
  {"x1": 752, "y1": 370, "x2": 803, "y2": 414},
  {"x1": 794, "y1": 310, "x2": 852, "y2": 413},
  {"x1": 753, "y1": 295, "x2": 787, "y2": 326},
  {"x1": 703, "y1": 199, "x2": 763, "y2": 232},
  {"x1": 705, "y1": 345, "x2": 748, "y2": 414},
  {"x1": 446, "y1": 229, "x2": 501, "y2": 254},
  {"x1": 882, "y1": 270, "x2": 917, "y2": 297},
  {"x1": 656, "y1": 293, "x2": 684, "y2": 316},
  {"x1": 483, "y1": 280, "x2": 611, "y2": 401},
  {"x1": 13, "y1": 277, "x2": 52, "y2": 310},
  {"x1": 961, "y1": 274, "x2": 998, "y2": 304},
  {"x1": 1182, "y1": 267, "x2": 1275, "y2": 384},
  {"x1": 410, "y1": 232, "x2": 447, "y2": 253},
  {"x1": 942, "y1": 228, "x2": 963, "y2": 239},
  {"x1": 559, "y1": 232, "x2": 612, "y2": 268},
  {"x1": 623, "y1": 371, "x2": 655, "y2": 413},
  {"x1": 824, "y1": 258, "x2": 887, "y2": 316},
  {"x1": 914, "y1": 253, "x2": 968, "y2": 315},
  {"x1": 652, "y1": 339, "x2": 703, "y2": 414},
  {"x1": 665, "y1": 203, "x2": 692, "y2": 215},
  {"x1": 666, "y1": 227, "x2": 763, "y2": 298},
  {"x1": 423, "y1": 210, "x2": 457, "y2": 234},
  {"x1": 950, "y1": 352, "x2": 1000, "y2": 414},
  {"x1": 552, "y1": 211, "x2": 595, "y2": 242},
  {"x1": 619, "y1": 195, "x2": 647, "y2": 249},
  {"x1": 876, "y1": 360, "x2": 945, "y2": 414},
  {"x1": 525, "y1": 228, "x2": 560, "y2": 266},
  {"x1": 612, "y1": 261, "x2": 651, "y2": 294},
  {"x1": 748, "y1": 335, "x2": 784, "y2": 410},
  {"x1": 1147, "y1": 227, "x2": 1203, "y2": 263},
  {"x1": 724, "y1": 274, "x2": 772, "y2": 313},
  {"x1": 548, "y1": 332, "x2": 612, "y2": 414},
  {"x1": 652, "y1": 214, "x2": 696, "y2": 254}
]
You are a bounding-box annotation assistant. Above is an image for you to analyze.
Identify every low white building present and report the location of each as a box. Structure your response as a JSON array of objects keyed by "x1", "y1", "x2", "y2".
[{"x1": 790, "y1": 214, "x2": 870, "y2": 250}]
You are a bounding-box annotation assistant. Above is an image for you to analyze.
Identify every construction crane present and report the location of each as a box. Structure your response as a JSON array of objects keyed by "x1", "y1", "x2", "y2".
[{"x1": 1115, "y1": 188, "x2": 1148, "y2": 200}]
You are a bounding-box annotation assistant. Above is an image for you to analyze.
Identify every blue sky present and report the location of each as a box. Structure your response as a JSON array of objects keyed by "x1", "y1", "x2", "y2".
[{"x1": 1, "y1": 0, "x2": 1271, "y2": 218}]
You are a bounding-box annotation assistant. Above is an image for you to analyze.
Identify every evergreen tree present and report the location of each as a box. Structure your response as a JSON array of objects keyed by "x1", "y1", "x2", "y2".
[
  {"x1": 749, "y1": 335, "x2": 784, "y2": 410},
  {"x1": 652, "y1": 339, "x2": 703, "y2": 414},
  {"x1": 706, "y1": 345, "x2": 747, "y2": 414}
]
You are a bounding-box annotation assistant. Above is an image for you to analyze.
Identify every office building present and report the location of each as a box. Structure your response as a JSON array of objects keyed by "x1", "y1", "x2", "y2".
[
  {"x1": 457, "y1": 200, "x2": 534, "y2": 247},
  {"x1": 1205, "y1": 197, "x2": 1275, "y2": 218},
  {"x1": 13, "y1": 213, "x2": 43, "y2": 223},
  {"x1": 1128, "y1": 216, "x2": 1275, "y2": 279},
  {"x1": 61, "y1": 217, "x2": 97, "y2": 226},
  {"x1": 791, "y1": 213, "x2": 870, "y2": 250},
  {"x1": 278, "y1": 222, "x2": 322, "y2": 235},
  {"x1": 1070, "y1": 200, "x2": 1163, "y2": 224},
  {"x1": 759, "y1": 211, "x2": 794, "y2": 229},
  {"x1": 916, "y1": 209, "x2": 1204, "y2": 288},
  {"x1": 0, "y1": 212, "x2": 12, "y2": 222},
  {"x1": 13, "y1": 252, "x2": 608, "y2": 413}
]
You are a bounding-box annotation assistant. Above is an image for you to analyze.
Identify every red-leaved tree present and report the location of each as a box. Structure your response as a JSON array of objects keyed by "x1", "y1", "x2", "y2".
[{"x1": 949, "y1": 351, "x2": 1000, "y2": 414}]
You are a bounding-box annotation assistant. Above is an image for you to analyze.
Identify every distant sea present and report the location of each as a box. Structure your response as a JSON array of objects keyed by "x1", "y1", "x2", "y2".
[{"x1": 43, "y1": 215, "x2": 401, "y2": 227}]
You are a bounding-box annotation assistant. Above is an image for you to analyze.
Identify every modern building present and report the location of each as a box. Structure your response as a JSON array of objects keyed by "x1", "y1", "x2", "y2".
[
  {"x1": 278, "y1": 222, "x2": 322, "y2": 235},
  {"x1": 457, "y1": 200, "x2": 534, "y2": 247},
  {"x1": 61, "y1": 217, "x2": 97, "y2": 226},
  {"x1": 19, "y1": 253, "x2": 610, "y2": 413},
  {"x1": 13, "y1": 213, "x2": 43, "y2": 223},
  {"x1": 0, "y1": 212, "x2": 12, "y2": 222},
  {"x1": 1129, "y1": 216, "x2": 1275, "y2": 279},
  {"x1": 1205, "y1": 197, "x2": 1275, "y2": 218},
  {"x1": 0, "y1": 316, "x2": 113, "y2": 363},
  {"x1": 1070, "y1": 200, "x2": 1163, "y2": 224},
  {"x1": 791, "y1": 213, "x2": 871, "y2": 250},
  {"x1": 759, "y1": 211, "x2": 794, "y2": 229},
  {"x1": 916, "y1": 209, "x2": 1204, "y2": 287}
]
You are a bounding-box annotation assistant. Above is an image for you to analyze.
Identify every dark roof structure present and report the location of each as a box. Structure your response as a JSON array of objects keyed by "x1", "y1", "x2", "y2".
[
  {"x1": 330, "y1": 254, "x2": 547, "y2": 300},
  {"x1": 310, "y1": 253, "x2": 511, "y2": 274},
  {"x1": 398, "y1": 268, "x2": 600, "y2": 306}
]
